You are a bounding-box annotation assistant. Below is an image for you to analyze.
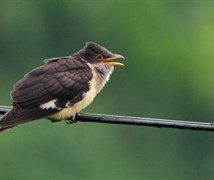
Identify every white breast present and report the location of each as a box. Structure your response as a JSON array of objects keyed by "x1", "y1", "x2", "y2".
[{"x1": 49, "y1": 63, "x2": 113, "y2": 120}]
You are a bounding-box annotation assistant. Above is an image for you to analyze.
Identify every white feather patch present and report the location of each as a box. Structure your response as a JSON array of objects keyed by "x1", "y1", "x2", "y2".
[{"x1": 40, "y1": 99, "x2": 57, "y2": 109}]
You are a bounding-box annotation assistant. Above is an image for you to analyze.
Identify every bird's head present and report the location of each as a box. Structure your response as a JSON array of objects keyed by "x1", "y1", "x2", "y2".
[{"x1": 78, "y1": 42, "x2": 124, "y2": 67}]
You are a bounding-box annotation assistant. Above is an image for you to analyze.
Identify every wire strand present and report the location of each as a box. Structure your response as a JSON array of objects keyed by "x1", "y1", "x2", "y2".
[{"x1": 0, "y1": 106, "x2": 214, "y2": 132}]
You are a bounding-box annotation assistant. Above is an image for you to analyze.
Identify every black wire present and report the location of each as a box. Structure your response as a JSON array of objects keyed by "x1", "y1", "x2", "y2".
[{"x1": 1, "y1": 106, "x2": 214, "y2": 132}]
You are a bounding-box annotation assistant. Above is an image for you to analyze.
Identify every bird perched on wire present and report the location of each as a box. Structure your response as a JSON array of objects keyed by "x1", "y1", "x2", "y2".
[{"x1": 0, "y1": 42, "x2": 124, "y2": 132}]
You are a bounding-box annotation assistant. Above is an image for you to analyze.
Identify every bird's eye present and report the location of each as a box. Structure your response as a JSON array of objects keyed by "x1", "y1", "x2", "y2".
[{"x1": 96, "y1": 54, "x2": 104, "y2": 61}]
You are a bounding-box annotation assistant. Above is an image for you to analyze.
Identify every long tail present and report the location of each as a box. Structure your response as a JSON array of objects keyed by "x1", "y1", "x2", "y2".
[{"x1": 0, "y1": 105, "x2": 58, "y2": 132}]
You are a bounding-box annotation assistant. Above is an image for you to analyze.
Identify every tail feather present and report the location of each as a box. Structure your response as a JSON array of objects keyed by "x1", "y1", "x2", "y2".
[{"x1": 0, "y1": 105, "x2": 59, "y2": 132}]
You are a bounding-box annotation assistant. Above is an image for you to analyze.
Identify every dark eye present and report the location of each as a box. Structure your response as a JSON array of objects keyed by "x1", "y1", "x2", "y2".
[{"x1": 96, "y1": 54, "x2": 104, "y2": 60}]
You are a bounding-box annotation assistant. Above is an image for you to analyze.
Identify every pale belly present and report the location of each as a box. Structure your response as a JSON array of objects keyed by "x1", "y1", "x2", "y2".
[{"x1": 48, "y1": 87, "x2": 96, "y2": 120}]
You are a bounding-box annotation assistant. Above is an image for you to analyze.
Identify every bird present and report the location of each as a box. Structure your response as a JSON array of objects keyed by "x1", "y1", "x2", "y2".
[{"x1": 0, "y1": 42, "x2": 124, "y2": 132}]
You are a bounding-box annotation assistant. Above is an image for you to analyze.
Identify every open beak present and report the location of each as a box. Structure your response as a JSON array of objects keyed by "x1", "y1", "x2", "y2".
[{"x1": 102, "y1": 54, "x2": 125, "y2": 66}]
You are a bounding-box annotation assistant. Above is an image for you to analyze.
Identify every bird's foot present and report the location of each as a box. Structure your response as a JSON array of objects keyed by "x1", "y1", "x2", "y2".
[{"x1": 66, "y1": 113, "x2": 79, "y2": 124}]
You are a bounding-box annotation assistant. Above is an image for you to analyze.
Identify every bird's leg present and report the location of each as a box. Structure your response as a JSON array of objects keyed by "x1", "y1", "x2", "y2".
[{"x1": 66, "y1": 113, "x2": 79, "y2": 124}]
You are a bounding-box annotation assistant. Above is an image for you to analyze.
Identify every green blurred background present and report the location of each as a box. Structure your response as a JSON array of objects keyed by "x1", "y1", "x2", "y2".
[{"x1": 1, "y1": 1, "x2": 214, "y2": 179}]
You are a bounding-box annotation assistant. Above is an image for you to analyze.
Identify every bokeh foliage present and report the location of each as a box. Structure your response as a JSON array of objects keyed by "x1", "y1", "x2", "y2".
[{"x1": 1, "y1": 1, "x2": 214, "y2": 179}]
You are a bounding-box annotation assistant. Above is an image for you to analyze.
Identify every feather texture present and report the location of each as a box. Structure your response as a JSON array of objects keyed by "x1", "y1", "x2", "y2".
[
  {"x1": 0, "y1": 41, "x2": 121, "y2": 132},
  {"x1": 0, "y1": 56, "x2": 92, "y2": 130}
]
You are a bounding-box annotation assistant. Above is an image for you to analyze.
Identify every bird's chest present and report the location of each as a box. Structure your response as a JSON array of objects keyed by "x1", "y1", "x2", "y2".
[
  {"x1": 49, "y1": 64, "x2": 112, "y2": 120},
  {"x1": 74, "y1": 80, "x2": 98, "y2": 111},
  {"x1": 49, "y1": 70, "x2": 107, "y2": 120},
  {"x1": 73, "y1": 67, "x2": 107, "y2": 112}
]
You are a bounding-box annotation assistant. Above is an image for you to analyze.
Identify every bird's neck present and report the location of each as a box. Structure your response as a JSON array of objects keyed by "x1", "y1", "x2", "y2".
[
  {"x1": 88, "y1": 63, "x2": 114, "y2": 94},
  {"x1": 95, "y1": 64, "x2": 113, "y2": 80}
]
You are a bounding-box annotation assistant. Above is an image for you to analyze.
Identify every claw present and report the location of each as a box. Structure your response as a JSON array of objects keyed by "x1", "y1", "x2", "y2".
[{"x1": 66, "y1": 113, "x2": 78, "y2": 124}]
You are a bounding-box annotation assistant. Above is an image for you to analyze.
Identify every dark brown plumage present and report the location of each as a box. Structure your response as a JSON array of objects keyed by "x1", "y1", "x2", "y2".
[{"x1": 0, "y1": 42, "x2": 124, "y2": 132}]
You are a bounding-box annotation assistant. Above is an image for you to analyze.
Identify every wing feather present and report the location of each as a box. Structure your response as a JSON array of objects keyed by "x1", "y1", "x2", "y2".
[{"x1": 11, "y1": 56, "x2": 92, "y2": 109}]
